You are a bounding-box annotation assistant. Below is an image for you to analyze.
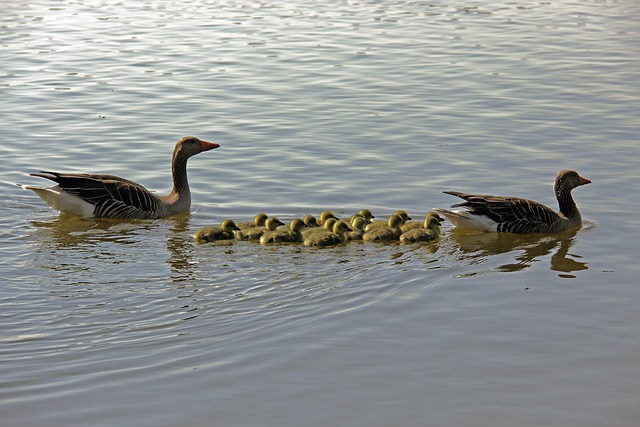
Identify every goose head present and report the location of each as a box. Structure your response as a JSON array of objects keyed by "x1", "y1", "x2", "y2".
[
  {"x1": 555, "y1": 170, "x2": 591, "y2": 194},
  {"x1": 221, "y1": 219, "x2": 240, "y2": 232},
  {"x1": 303, "y1": 214, "x2": 318, "y2": 228},
  {"x1": 358, "y1": 209, "x2": 375, "y2": 222},
  {"x1": 289, "y1": 218, "x2": 306, "y2": 232},
  {"x1": 323, "y1": 217, "x2": 338, "y2": 231},
  {"x1": 265, "y1": 217, "x2": 285, "y2": 231},
  {"x1": 393, "y1": 210, "x2": 411, "y2": 222},
  {"x1": 319, "y1": 211, "x2": 339, "y2": 225},
  {"x1": 253, "y1": 213, "x2": 269, "y2": 227},
  {"x1": 174, "y1": 136, "x2": 220, "y2": 159},
  {"x1": 351, "y1": 216, "x2": 367, "y2": 231},
  {"x1": 425, "y1": 212, "x2": 444, "y2": 232},
  {"x1": 332, "y1": 220, "x2": 352, "y2": 234},
  {"x1": 388, "y1": 214, "x2": 404, "y2": 229}
]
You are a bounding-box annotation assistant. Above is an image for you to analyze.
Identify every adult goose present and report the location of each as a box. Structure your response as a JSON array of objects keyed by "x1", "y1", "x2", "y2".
[
  {"x1": 434, "y1": 170, "x2": 591, "y2": 234},
  {"x1": 24, "y1": 136, "x2": 219, "y2": 219}
]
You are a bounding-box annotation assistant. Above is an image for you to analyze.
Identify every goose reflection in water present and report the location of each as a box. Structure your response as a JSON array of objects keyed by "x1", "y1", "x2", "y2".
[{"x1": 447, "y1": 225, "x2": 590, "y2": 276}]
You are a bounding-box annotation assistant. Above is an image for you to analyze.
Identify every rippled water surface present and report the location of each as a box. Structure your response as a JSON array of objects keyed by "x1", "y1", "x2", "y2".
[{"x1": 2, "y1": 1, "x2": 640, "y2": 426}]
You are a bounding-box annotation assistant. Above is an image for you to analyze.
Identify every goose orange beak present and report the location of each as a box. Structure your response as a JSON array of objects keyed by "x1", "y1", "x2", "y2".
[
  {"x1": 578, "y1": 175, "x2": 591, "y2": 185},
  {"x1": 200, "y1": 140, "x2": 220, "y2": 151}
]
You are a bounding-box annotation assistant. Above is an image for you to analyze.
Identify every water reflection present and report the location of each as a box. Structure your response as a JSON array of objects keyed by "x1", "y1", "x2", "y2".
[
  {"x1": 30, "y1": 214, "x2": 164, "y2": 248},
  {"x1": 448, "y1": 226, "x2": 589, "y2": 277}
]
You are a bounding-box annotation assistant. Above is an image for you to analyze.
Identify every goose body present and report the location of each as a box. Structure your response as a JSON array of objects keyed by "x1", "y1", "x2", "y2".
[
  {"x1": 434, "y1": 170, "x2": 591, "y2": 234},
  {"x1": 345, "y1": 216, "x2": 367, "y2": 241},
  {"x1": 260, "y1": 218, "x2": 305, "y2": 244},
  {"x1": 400, "y1": 213, "x2": 444, "y2": 243},
  {"x1": 304, "y1": 220, "x2": 351, "y2": 247},
  {"x1": 194, "y1": 219, "x2": 240, "y2": 242},
  {"x1": 236, "y1": 213, "x2": 269, "y2": 230},
  {"x1": 362, "y1": 214, "x2": 404, "y2": 242},
  {"x1": 364, "y1": 210, "x2": 410, "y2": 232},
  {"x1": 24, "y1": 136, "x2": 219, "y2": 219},
  {"x1": 236, "y1": 217, "x2": 284, "y2": 240},
  {"x1": 302, "y1": 217, "x2": 337, "y2": 239}
]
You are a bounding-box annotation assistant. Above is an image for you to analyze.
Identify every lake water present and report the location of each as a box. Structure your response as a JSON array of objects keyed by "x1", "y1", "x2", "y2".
[{"x1": 1, "y1": 1, "x2": 639, "y2": 426}]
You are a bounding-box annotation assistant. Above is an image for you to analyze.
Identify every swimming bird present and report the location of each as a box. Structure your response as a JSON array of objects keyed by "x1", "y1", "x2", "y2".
[
  {"x1": 364, "y1": 210, "x2": 411, "y2": 232},
  {"x1": 194, "y1": 219, "x2": 240, "y2": 242},
  {"x1": 362, "y1": 214, "x2": 404, "y2": 242},
  {"x1": 304, "y1": 220, "x2": 352, "y2": 247},
  {"x1": 260, "y1": 218, "x2": 305, "y2": 244},
  {"x1": 318, "y1": 211, "x2": 339, "y2": 226},
  {"x1": 303, "y1": 214, "x2": 319, "y2": 228},
  {"x1": 400, "y1": 212, "x2": 444, "y2": 243},
  {"x1": 356, "y1": 209, "x2": 375, "y2": 223},
  {"x1": 434, "y1": 170, "x2": 591, "y2": 234},
  {"x1": 302, "y1": 217, "x2": 338, "y2": 239},
  {"x1": 24, "y1": 136, "x2": 219, "y2": 219},
  {"x1": 236, "y1": 213, "x2": 269, "y2": 230},
  {"x1": 236, "y1": 216, "x2": 284, "y2": 240},
  {"x1": 345, "y1": 216, "x2": 367, "y2": 241}
]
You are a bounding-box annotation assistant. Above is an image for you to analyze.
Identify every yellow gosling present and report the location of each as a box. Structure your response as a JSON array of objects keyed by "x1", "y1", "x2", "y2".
[
  {"x1": 260, "y1": 218, "x2": 305, "y2": 244},
  {"x1": 400, "y1": 213, "x2": 444, "y2": 243},
  {"x1": 304, "y1": 220, "x2": 352, "y2": 247},
  {"x1": 194, "y1": 219, "x2": 240, "y2": 243}
]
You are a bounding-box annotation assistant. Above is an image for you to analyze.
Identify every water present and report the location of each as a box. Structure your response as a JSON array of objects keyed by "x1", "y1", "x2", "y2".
[{"x1": 1, "y1": 1, "x2": 640, "y2": 426}]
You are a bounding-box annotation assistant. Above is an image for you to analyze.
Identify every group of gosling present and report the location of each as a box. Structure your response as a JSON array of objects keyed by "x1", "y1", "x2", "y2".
[{"x1": 194, "y1": 209, "x2": 445, "y2": 247}]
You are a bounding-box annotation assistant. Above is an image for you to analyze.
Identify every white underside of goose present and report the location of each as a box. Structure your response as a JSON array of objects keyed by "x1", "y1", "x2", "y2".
[
  {"x1": 433, "y1": 208, "x2": 498, "y2": 232},
  {"x1": 22, "y1": 185, "x2": 95, "y2": 217}
]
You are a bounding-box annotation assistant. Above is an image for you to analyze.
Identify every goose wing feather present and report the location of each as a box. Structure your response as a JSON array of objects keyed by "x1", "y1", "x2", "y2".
[
  {"x1": 31, "y1": 171, "x2": 163, "y2": 217},
  {"x1": 444, "y1": 191, "x2": 561, "y2": 233}
]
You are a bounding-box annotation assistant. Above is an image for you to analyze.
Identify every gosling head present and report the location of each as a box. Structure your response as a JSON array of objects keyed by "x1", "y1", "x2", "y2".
[
  {"x1": 221, "y1": 219, "x2": 240, "y2": 232},
  {"x1": 319, "y1": 211, "x2": 339, "y2": 224},
  {"x1": 388, "y1": 214, "x2": 404, "y2": 228},
  {"x1": 358, "y1": 209, "x2": 375, "y2": 222},
  {"x1": 351, "y1": 216, "x2": 367, "y2": 231},
  {"x1": 265, "y1": 217, "x2": 285, "y2": 231},
  {"x1": 323, "y1": 217, "x2": 338, "y2": 231},
  {"x1": 303, "y1": 214, "x2": 318, "y2": 227},
  {"x1": 289, "y1": 218, "x2": 306, "y2": 232},
  {"x1": 253, "y1": 213, "x2": 269, "y2": 227},
  {"x1": 425, "y1": 212, "x2": 444, "y2": 230},
  {"x1": 333, "y1": 220, "x2": 352, "y2": 234},
  {"x1": 393, "y1": 210, "x2": 412, "y2": 222}
]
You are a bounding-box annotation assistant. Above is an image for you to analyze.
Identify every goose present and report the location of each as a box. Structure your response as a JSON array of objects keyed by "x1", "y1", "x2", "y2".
[
  {"x1": 302, "y1": 217, "x2": 338, "y2": 239},
  {"x1": 345, "y1": 216, "x2": 367, "y2": 241},
  {"x1": 318, "y1": 211, "x2": 339, "y2": 226},
  {"x1": 364, "y1": 210, "x2": 411, "y2": 232},
  {"x1": 260, "y1": 218, "x2": 305, "y2": 244},
  {"x1": 356, "y1": 209, "x2": 375, "y2": 223},
  {"x1": 236, "y1": 213, "x2": 269, "y2": 230},
  {"x1": 24, "y1": 136, "x2": 219, "y2": 219},
  {"x1": 400, "y1": 212, "x2": 444, "y2": 243},
  {"x1": 362, "y1": 214, "x2": 404, "y2": 242},
  {"x1": 194, "y1": 219, "x2": 240, "y2": 242},
  {"x1": 401, "y1": 211, "x2": 441, "y2": 233},
  {"x1": 434, "y1": 170, "x2": 591, "y2": 234},
  {"x1": 236, "y1": 216, "x2": 284, "y2": 240},
  {"x1": 303, "y1": 214, "x2": 319, "y2": 228},
  {"x1": 304, "y1": 220, "x2": 352, "y2": 247}
]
